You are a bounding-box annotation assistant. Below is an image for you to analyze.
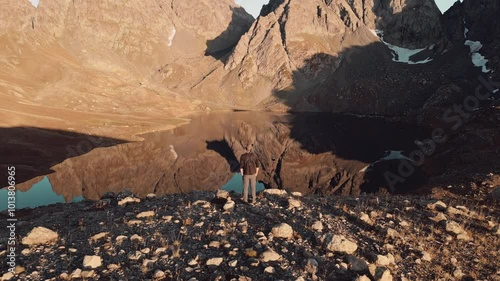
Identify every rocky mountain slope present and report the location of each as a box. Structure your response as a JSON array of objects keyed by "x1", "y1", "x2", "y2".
[
  {"x1": 2, "y1": 0, "x2": 499, "y2": 138},
  {"x1": 0, "y1": 0, "x2": 253, "y2": 138},
  {"x1": 1, "y1": 189, "x2": 499, "y2": 280}
]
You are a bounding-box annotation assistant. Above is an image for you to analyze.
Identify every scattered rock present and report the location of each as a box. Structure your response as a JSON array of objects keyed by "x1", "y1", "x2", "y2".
[
  {"x1": 429, "y1": 212, "x2": 447, "y2": 222},
  {"x1": 118, "y1": 197, "x2": 140, "y2": 206},
  {"x1": 263, "y1": 189, "x2": 288, "y2": 196},
  {"x1": 453, "y1": 268, "x2": 464, "y2": 279},
  {"x1": 311, "y1": 221, "x2": 324, "y2": 232},
  {"x1": 427, "y1": 200, "x2": 447, "y2": 211},
  {"x1": 70, "y1": 268, "x2": 82, "y2": 279},
  {"x1": 83, "y1": 255, "x2": 102, "y2": 269},
  {"x1": 288, "y1": 198, "x2": 302, "y2": 209},
  {"x1": 216, "y1": 190, "x2": 229, "y2": 199},
  {"x1": 260, "y1": 249, "x2": 281, "y2": 262},
  {"x1": 457, "y1": 233, "x2": 471, "y2": 241},
  {"x1": 360, "y1": 212, "x2": 373, "y2": 225},
  {"x1": 127, "y1": 220, "x2": 142, "y2": 225},
  {"x1": 324, "y1": 234, "x2": 358, "y2": 254},
  {"x1": 0, "y1": 272, "x2": 14, "y2": 281},
  {"x1": 21, "y1": 227, "x2": 59, "y2": 246},
  {"x1": 116, "y1": 235, "x2": 128, "y2": 243},
  {"x1": 305, "y1": 258, "x2": 318, "y2": 275},
  {"x1": 264, "y1": 266, "x2": 275, "y2": 274},
  {"x1": 108, "y1": 264, "x2": 120, "y2": 270},
  {"x1": 386, "y1": 228, "x2": 399, "y2": 239},
  {"x1": 81, "y1": 270, "x2": 96, "y2": 278},
  {"x1": 291, "y1": 192, "x2": 302, "y2": 197},
  {"x1": 142, "y1": 258, "x2": 155, "y2": 269},
  {"x1": 271, "y1": 223, "x2": 294, "y2": 239},
  {"x1": 223, "y1": 199, "x2": 235, "y2": 211},
  {"x1": 399, "y1": 220, "x2": 410, "y2": 228},
  {"x1": 206, "y1": 257, "x2": 223, "y2": 266},
  {"x1": 209, "y1": 241, "x2": 220, "y2": 248},
  {"x1": 128, "y1": 251, "x2": 142, "y2": 261},
  {"x1": 229, "y1": 260, "x2": 238, "y2": 267},
  {"x1": 447, "y1": 207, "x2": 464, "y2": 216},
  {"x1": 131, "y1": 234, "x2": 144, "y2": 243},
  {"x1": 90, "y1": 232, "x2": 109, "y2": 242},
  {"x1": 446, "y1": 221, "x2": 466, "y2": 235},
  {"x1": 162, "y1": 216, "x2": 173, "y2": 222},
  {"x1": 376, "y1": 253, "x2": 395, "y2": 266},
  {"x1": 347, "y1": 255, "x2": 368, "y2": 272},
  {"x1": 154, "y1": 270, "x2": 165, "y2": 279},
  {"x1": 421, "y1": 251, "x2": 432, "y2": 262},
  {"x1": 136, "y1": 211, "x2": 155, "y2": 218}
]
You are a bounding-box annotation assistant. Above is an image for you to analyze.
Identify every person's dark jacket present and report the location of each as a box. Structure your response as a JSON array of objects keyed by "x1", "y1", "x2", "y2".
[{"x1": 240, "y1": 152, "x2": 259, "y2": 175}]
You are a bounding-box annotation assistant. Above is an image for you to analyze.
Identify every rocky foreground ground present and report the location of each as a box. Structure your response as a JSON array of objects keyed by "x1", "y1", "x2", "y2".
[{"x1": 1, "y1": 189, "x2": 499, "y2": 281}]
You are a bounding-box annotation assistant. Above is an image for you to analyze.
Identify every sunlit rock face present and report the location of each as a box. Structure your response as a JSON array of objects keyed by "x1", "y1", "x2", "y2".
[
  {"x1": 0, "y1": 0, "x2": 253, "y2": 136},
  {"x1": 221, "y1": 0, "x2": 468, "y2": 115}
]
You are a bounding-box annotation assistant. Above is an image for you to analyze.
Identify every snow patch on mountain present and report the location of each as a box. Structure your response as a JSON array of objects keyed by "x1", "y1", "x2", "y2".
[
  {"x1": 167, "y1": 27, "x2": 176, "y2": 47},
  {"x1": 359, "y1": 150, "x2": 415, "y2": 173},
  {"x1": 370, "y1": 30, "x2": 433, "y2": 65},
  {"x1": 28, "y1": 0, "x2": 39, "y2": 8},
  {"x1": 463, "y1": 22, "x2": 490, "y2": 73}
]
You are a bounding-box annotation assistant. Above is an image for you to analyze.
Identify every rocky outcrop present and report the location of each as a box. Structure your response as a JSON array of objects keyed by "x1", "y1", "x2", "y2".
[
  {"x1": 363, "y1": 0, "x2": 447, "y2": 48},
  {"x1": 443, "y1": 0, "x2": 500, "y2": 76},
  {"x1": 219, "y1": 0, "x2": 470, "y2": 114},
  {"x1": 21, "y1": 227, "x2": 59, "y2": 246}
]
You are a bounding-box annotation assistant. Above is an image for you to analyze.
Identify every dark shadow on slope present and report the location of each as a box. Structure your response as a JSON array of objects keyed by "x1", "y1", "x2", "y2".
[
  {"x1": 205, "y1": 6, "x2": 254, "y2": 63},
  {"x1": 265, "y1": 8, "x2": 486, "y2": 195},
  {"x1": 206, "y1": 140, "x2": 239, "y2": 172},
  {"x1": 0, "y1": 127, "x2": 126, "y2": 186}
]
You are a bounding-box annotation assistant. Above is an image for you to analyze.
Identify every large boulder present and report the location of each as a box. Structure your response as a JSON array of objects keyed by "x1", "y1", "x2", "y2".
[
  {"x1": 21, "y1": 227, "x2": 59, "y2": 246},
  {"x1": 323, "y1": 234, "x2": 358, "y2": 254},
  {"x1": 271, "y1": 223, "x2": 294, "y2": 239}
]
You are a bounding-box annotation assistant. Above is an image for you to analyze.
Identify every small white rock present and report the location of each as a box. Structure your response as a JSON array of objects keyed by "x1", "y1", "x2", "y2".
[
  {"x1": 264, "y1": 266, "x2": 275, "y2": 274},
  {"x1": 260, "y1": 249, "x2": 281, "y2": 262},
  {"x1": 263, "y1": 189, "x2": 288, "y2": 196},
  {"x1": 136, "y1": 211, "x2": 155, "y2": 219},
  {"x1": 311, "y1": 221, "x2": 324, "y2": 232},
  {"x1": 118, "y1": 197, "x2": 140, "y2": 206},
  {"x1": 90, "y1": 232, "x2": 109, "y2": 242},
  {"x1": 83, "y1": 255, "x2": 102, "y2": 269},
  {"x1": 271, "y1": 223, "x2": 293, "y2": 239},
  {"x1": 206, "y1": 257, "x2": 223, "y2": 266}
]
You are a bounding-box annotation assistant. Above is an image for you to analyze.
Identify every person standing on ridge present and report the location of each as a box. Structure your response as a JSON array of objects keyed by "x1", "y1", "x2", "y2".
[{"x1": 239, "y1": 144, "x2": 260, "y2": 204}]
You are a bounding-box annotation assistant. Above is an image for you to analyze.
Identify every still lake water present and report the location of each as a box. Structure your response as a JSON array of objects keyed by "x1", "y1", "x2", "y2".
[
  {"x1": 0, "y1": 112, "x2": 427, "y2": 211},
  {"x1": 0, "y1": 177, "x2": 83, "y2": 210},
  {"x1": 0, "y1": 174, "x2": 261, "y2": 211}
]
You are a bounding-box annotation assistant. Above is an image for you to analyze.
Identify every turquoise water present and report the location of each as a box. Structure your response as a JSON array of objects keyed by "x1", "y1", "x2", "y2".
[
  {"x1": 0, "y1": 177, "x2": 83, "y2": 211},
  {"x1": 0, "y1": 174, "x2": 262, "y2": 211},
  {"x1": 221, "y1": 174, "x2": 265, "y2": 194}
]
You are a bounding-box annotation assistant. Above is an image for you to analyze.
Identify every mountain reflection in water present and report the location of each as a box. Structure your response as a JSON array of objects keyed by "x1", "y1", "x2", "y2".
[{"x1": 6, "y1": 112, "x2": 429, "y2": 209}]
